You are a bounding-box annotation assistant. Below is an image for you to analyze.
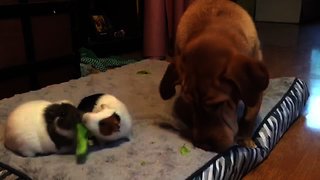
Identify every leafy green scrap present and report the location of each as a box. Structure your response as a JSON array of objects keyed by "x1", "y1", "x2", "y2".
[
  {"x1": 180, "y1": 144, "x2": 190, "y2": 155},
  {"x1": 136, "y1": 70, "x2": 151, "y2": 75}
]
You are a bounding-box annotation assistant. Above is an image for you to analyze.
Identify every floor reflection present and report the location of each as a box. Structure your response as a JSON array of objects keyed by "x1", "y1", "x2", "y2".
[
  {"x1": 305, "y1": 95, "x2": 320, "y2": 130},
  {"x1": 310, "y1": 48, "x2": 320, "y2": 77},
  {"x1": 305, "y1": 48, "x2": 320, "y2": 130},
  {"x1": 245, "y1": 21, "x2": 320, "y2": 179}
]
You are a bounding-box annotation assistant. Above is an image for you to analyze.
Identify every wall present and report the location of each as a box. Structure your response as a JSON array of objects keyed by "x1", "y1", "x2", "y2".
[{"x1": 255, "y1": 0, "x2": 302, "y2": 23}]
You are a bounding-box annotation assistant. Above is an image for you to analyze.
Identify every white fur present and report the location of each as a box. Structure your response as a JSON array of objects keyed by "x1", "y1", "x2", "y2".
[
  {"x1": 82, "y1": 94, "x2": 132, "y2": 142},
  {"x1": 54, "y1": 99, "x2": 74, "y2": 105},
  {"x1": 4, "y1": 100, "x2": 75, "y2": 157},
  {"x1": 5, "y1": 100, "x2": 56, "y2": 156},
  {"x1": 54, "y1": 99, "x2": 75, "y2": 139},
  {"x1": 54, "y1": 117, "x2": 74, "y2": 139}
]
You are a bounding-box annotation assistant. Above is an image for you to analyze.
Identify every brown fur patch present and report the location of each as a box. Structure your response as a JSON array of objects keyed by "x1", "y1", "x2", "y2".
[{"x1": 99, "y1": 113, "x2": 120, "y2": 136}]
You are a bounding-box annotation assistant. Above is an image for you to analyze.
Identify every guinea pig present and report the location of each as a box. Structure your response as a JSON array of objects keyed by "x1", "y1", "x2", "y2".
[
  {"x1": 4, "y1": 100, "x2": 82, "y2": 157},
  {"x1": 77, "y1": 93, "x2": 132, "y2": 143}
]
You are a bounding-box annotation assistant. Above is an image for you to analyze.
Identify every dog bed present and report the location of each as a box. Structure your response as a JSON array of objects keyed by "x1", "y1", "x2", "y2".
[{"x1": 0, "y1": 60, "x2": 309, "y2": 180}]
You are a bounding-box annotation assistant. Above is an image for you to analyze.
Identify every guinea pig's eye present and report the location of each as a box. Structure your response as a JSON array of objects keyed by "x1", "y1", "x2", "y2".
[
  {"x1": 99, "y1": 121, "x2": 106, "y2": 126},
  {"x1": 55, "y1": 116, "x2": 62, "y2": 122}
]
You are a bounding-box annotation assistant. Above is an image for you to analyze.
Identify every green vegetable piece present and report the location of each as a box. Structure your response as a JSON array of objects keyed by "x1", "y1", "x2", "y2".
[
  {"x1": 180, "y1": 144, "x2": 190, "y2": 155},
  {"x1": 140, "y1": 161, "x2": 146, "y2": 166},
  {"x1": 136, "y1": 70, "x2": 151, "y2": 75},
  {"x1": 76, "y1": 123, "x2": 89, "y2": 164}
]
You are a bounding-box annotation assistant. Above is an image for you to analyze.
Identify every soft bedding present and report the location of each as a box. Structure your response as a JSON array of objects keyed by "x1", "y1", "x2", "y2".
[{"x1": 0, "y1": 60, "x2": 309, "y2": 180}]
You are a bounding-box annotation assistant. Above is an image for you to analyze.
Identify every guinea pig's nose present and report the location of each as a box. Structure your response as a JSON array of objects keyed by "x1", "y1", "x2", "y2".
[{"x1": 82, "y1": 118, "x2": 88, "y2": 124}]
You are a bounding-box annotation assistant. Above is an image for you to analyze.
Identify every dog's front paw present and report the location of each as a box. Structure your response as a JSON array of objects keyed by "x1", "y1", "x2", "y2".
[{"x1": 237, "y1": 138, "x2": 257, "y2": 148}]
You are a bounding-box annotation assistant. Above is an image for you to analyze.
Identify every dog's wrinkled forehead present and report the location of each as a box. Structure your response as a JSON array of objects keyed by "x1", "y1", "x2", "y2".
[
  {"x1": 181, "y1": 35, "x2": 232, "y2": 69},
  {"x1": 179, "y1": 39, "x2": 234, "y2": 100},
  {"x1": 180, "y1": 73, "x2": 232, "y2": 105}
]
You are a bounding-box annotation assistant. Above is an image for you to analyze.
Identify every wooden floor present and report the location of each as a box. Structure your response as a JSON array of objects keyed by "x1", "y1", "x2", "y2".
[{"x1": 243, "y1": 22, "x2": 320, "y2": 180}]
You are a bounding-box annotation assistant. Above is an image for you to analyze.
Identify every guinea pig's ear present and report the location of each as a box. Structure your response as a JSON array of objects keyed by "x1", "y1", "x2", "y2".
[
  {"x1": 101, "y1": 104, "x2": 109, "y2": 110},
  {"x1": 44, "y1": 104, "x2": 62, "y2": 124},
  {"x1": 91, "y1": 104, "x2": 108, "y2": 113}
]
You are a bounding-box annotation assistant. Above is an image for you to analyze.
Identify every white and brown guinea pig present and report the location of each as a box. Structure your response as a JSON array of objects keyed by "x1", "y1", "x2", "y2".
[
  {"x1": 77, "y1": 93, "x2": 132, "y2": 143},
  {"x1": 4, "y1": 100, "x2": 81, "y2": 157}
]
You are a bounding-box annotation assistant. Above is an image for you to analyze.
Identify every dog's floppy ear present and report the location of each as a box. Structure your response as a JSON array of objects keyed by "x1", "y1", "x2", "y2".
[
  {"x1": 159, "y1": 62, "x2": 180, "y2": 100},
  {"x1": 224, "y1": 54, "x2": 269, "y2": 106}
]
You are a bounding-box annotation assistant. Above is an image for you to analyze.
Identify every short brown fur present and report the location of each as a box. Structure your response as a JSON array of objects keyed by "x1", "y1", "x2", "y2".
[{"x1": 160, "y1": 0, "x2": 269, "y2": 152}]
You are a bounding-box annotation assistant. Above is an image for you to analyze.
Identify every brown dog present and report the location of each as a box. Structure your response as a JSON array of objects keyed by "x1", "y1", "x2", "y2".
[{"x1": 159, "y1": 0, "x2": 269, "y2": 152}]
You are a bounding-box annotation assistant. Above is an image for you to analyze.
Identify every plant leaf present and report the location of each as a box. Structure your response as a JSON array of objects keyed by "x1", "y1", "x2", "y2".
[
  {"x1": 137, "y1": 70, "x2": 151, "y2": 75},
  {"x1": 140, "y1": 161, "x2": 146, "y2": 166},
  {"x1": 180, "y1": 144, "x2": 190, "y2": 155}
]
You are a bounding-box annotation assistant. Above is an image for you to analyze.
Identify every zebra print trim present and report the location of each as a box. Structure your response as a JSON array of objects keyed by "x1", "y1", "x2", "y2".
[
  {"x1": 0, "y1": 162, "x2": 31, "y2": 180},
  {"x1": 187, "y1": 78, "x2": 309, "y2": 180}
]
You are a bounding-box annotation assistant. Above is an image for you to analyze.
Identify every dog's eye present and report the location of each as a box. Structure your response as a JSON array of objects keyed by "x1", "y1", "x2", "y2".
[
  {"x1": 181, "y1": 91, "x2": 193, "y2": 103},
  {"x1": 205, "y1": 102, "x2": 225, "y2": 110}
]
